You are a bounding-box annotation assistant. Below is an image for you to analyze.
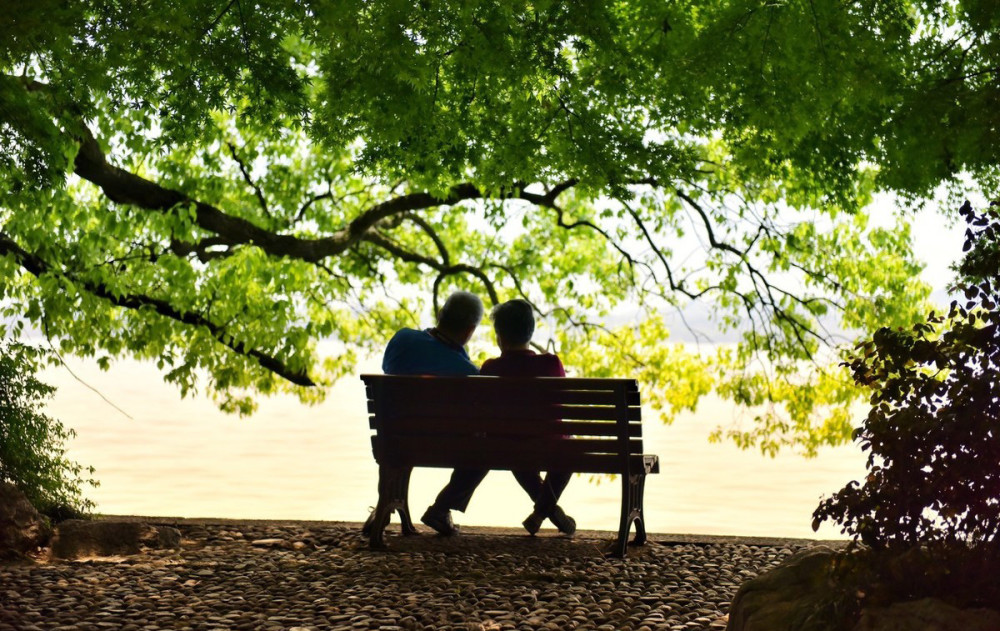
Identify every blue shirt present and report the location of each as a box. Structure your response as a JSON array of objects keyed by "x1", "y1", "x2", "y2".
[{"x1": 382, "y1": 328, "x2": 479, "y2": 376}]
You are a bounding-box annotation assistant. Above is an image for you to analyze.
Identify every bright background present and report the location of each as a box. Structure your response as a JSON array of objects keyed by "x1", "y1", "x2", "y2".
[{"x1": 41, "y1": 201, "x2": 965, "y2": 539}]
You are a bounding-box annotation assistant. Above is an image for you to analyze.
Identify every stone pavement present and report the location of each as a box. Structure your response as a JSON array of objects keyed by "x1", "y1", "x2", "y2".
[{"x1": 0, "y1": 518, "x2": 829, "y2": 631}]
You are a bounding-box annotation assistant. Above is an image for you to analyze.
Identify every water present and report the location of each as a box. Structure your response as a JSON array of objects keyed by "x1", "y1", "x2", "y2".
[{"x1": 41, "y1": 355, "x2": 865, "y2": 540}]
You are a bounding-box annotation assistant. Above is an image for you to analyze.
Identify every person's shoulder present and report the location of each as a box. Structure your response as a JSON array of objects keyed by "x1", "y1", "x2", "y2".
[
  {"x1": 480, "y1": 356, "x2": 501, "y2": 375},
  {"x1": 393, "y1": 327, "x2": 426, "y2": 338},
  {"x1": 538, "y1": 352, "x2": 565, "y2": 375},
  {"x1": 388, "y1": 327, "x2": 429, "y2": 344}
]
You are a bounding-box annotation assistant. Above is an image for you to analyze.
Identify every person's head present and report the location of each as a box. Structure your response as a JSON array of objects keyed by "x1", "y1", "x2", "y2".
[
  {"x1": 491, "y1": 299, "x2": 535, "y2": 350},
  {"x1": 436, "y1": 291, "x2": 484, "y2": 345}
]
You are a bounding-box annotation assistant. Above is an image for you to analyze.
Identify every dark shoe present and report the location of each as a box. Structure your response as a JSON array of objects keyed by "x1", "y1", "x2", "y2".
[
  {"x1": 549, "y1": 506, "x2": 576, "y2": 536},
  {"x1": 362, "y1": 507, "x2": 376, "y2": 537},
  {"x1": 522, "y1": 510, "x2": 544, "y2": 536},
  {"x1": 421, "y1": 507, "x2": 459, "y2": 536}
]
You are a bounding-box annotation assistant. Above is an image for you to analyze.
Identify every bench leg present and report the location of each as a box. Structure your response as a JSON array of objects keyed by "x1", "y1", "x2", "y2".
[
  {"x1": 614, "y1": 473, "x2": 648, "y2": 558},
  {"x1": 368, "y1": 465, "x2": 416, "y2": 549},
  {"x1": 631, "y1": 474, "x2": 648, "y2": 547},
  {"x1": 397, "y1": 467, "x2": 418, "y2": 536}
]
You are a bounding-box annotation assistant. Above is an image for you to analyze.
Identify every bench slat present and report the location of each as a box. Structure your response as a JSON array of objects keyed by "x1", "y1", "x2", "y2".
[
  {"x1": 364, "y1": 375, "x2": 638, "y2": 393},
  {"x1": 367, "y1": 388, "x2": 640, "y2": 408},
  {"x1": 370, "y1": 403, "x2": 640, "y2": 422},
  {"x1": 369, "y1": 415, "x2": 642, "y2": 438},
  {"x1": 375, "y1": 442, "x2": 655, "y2": 474},
  {"x1": 378, "y1": 434, "x2": 644, "y2": 456},
  {"x1": 368, "y1": 391, "x2": 639, "y2": 407}
]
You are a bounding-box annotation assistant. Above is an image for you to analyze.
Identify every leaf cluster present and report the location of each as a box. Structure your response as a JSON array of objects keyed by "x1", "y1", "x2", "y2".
[
  {"x1": 814, "y1": 200, "x2": 1000, "y2": 550},
  {"x1": 0, "y1": 341, "x2": 97, "y2": 519}
]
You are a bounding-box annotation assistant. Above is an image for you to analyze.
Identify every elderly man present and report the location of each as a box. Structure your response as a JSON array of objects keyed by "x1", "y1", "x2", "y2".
[{"x1": 381, "y1": 290, "x2": 487, "y2": 536}]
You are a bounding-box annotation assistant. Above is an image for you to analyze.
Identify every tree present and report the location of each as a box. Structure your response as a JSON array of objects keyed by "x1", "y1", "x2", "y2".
[
  {"x1": 0, "y1": 1, "x2": 996, "y2": 450},
  {"x1": 804, "y1": 201, "x2": 1000, "y2": 624},
  {"x1": 814, "y1": 201, "x2": 1000, "y2": 550},
  {"x1": 0, "y1": 341, "x2": 97, "y2": 517}
]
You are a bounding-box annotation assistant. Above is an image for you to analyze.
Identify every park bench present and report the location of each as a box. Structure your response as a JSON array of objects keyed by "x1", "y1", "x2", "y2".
[{"x1": 361, "y1": 374, "x2": 660, "y2": 557}]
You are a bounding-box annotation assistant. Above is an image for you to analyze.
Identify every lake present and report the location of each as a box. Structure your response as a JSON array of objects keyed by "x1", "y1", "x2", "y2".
[{"x1": 39, "y1": 354, "x2": 866, "y2": 540}]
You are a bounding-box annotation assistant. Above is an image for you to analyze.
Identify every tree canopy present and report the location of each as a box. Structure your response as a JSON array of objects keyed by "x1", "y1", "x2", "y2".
[{"x1": 1, "y1": 1, "x2": 996, "y2": 452}]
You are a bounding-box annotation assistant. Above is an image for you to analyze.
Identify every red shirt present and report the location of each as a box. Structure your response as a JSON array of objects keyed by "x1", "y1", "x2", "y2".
[{"x1": 480, "y1": 349, "x2": 565, "y2": 377}]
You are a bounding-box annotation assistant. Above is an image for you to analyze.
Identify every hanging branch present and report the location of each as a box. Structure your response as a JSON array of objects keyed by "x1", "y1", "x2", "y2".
[{"x1": 0, "y1": 231, "x2": 314, "y2": 386}]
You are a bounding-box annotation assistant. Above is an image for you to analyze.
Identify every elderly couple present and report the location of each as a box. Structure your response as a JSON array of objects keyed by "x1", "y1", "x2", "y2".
[{"x1": 381, "y1": 291, "x2": 576, "y2": 537}]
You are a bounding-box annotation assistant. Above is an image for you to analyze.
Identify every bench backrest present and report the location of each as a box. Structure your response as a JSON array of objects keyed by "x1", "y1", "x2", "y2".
[{"x1": 362, "y1": 375, "x2": 645, "y2": 475}]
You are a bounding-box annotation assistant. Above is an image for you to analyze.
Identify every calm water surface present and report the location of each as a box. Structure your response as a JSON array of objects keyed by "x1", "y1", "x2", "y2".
[{"x1": 42, "y1": 356, "x2": 865, "y2": 539}]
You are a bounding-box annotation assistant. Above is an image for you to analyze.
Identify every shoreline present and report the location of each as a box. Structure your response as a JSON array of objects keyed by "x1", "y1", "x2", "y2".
[{"x1": 100, "y1": 514, "x2": 848, "y2": 549}]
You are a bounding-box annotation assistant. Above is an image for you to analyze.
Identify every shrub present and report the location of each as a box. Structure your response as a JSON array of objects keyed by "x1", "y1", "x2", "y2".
[
  {"x1": 813, "y1": 201, "x2": 1000, "y2": 550},
  {"x1": 0, "y1": 341, "x2": 97, "y2": 519}
]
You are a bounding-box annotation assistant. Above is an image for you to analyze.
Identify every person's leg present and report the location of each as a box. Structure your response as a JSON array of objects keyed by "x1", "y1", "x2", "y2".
[
  {"x1": 533, "y1": 472, "x2": 570, "y2": 514},
  {"x1": 422, "y1": 468, "x2": 489, "y2": 535},
  {"x1": 513, "y1": 470, "x2": 546, "y2": 534},
  {"x1": 534, "y1": 471, "x2": 576, "y2": 535},
  {"x1": 512, "y1": 470, "x2": 544, "y2": 501},
  {"x1": 514, "y1": 470, "x2": 575, "y2": 536},
  {"x1": 544, "y1": 471, "x2": 572, "y2": 503},
  {"x1": 434, "y1": 468, "x2": 490, "y2": 512}
]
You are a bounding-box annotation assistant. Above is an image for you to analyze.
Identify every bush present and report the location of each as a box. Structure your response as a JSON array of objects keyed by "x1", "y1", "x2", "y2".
[
  {"x1": 813, "y1": 201, "x2": 1000, "y2": 551},
  {"x1": 0, "y1": 341, "x2": 97, "y2": 519}
]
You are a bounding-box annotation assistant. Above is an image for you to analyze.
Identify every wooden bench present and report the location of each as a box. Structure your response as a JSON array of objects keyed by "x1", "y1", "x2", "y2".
[{"x1": 361, "y1": 374, "x2": 660, "y2": 557}]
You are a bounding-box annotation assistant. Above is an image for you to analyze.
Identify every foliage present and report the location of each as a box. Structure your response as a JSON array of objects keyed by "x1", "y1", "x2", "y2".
[
  {"x1": 806, "y1": 544, "x2": 1000, "y2": 629},
  {"x1": 0, "y1": 1, "x2": 995, "y2": 450},
  {"x1": 813, "y1": 201, "x2": 1000, "y2": 549},
  {"x1": 849, "y1": 545, "x2": 1000, "y2": 613},
  {"x1": 0, "y1": 341, "x2": 97, "y2": 518}
]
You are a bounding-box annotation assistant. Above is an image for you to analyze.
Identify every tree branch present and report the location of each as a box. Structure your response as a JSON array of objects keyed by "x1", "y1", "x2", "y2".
[
  {"x1": 226, "y1": 142, "x2": 272, "y2": 221},
  {"x1": 619, "y1": 197, "x2": 697, "y2": 298},
  {"x1": 401, "y1": 213, "x2": 451, "y2": 266},
  {"x1": 0, "y1": 231, "x2": 315, "y2": 386},
  {"x1": 360, "y1": 232, "x2": 499, "y2": 307},
  {"x1": 69, "y1": 119, "x2": 485, "y2": 262}
]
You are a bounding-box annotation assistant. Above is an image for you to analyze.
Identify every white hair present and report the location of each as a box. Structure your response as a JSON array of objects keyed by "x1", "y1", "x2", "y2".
[{"x1": 438, "y1": 291, "x2": 484, "y2": 331}]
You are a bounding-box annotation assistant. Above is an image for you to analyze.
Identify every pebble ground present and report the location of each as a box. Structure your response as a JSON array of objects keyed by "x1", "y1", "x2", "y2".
[{"x1": 0, "y1": 519, "x2": 820, "y2": 631}]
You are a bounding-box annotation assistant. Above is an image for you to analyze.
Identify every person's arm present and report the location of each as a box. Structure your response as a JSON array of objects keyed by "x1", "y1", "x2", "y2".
[{"x1": 382, "y1": 330, "x2": 405, "y2": 374}]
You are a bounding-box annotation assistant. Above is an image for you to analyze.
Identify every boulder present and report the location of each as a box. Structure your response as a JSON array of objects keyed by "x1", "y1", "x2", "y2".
[
  {"x1": 50, "y1": 520, "x2": 181, "y2": 559},
  {"x1": 727, "y1": 546, "x2": 1000, "y2": 631},
  {"x1": 854, "y1": 598, "x2": 1000, "y2": 631},
  {"x1": 0, "y1": 482, "x2": 52, "y2": 560},
  {"x1": 726, "y1": 546, "x2": 843, "y2": 631}
]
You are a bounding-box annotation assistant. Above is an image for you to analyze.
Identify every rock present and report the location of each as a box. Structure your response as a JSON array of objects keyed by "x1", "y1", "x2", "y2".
[
  {"x1": 728, "y1": 545, "x2": 1000, "y2": 631},
  {"x1": 251, "y1": 538, "x2": 289, "y2": 548},
  {"x1": 50, "y1": 520, "x2": 181, "y2": 558},
  {"x1": 725, "y1": 546, "x2": 841, "y2": 631},
  {"x1": 854, "y1": 598, "x2": 1000, "y2": 631},
  {"x1": 0, "y1": 482, "x2": 52, "y2": 560}
]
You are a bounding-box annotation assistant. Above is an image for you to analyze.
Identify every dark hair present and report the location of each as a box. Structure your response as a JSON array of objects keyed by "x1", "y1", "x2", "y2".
[{"x1": 491, "y1": 299, "x2": 535, "y2": 346}]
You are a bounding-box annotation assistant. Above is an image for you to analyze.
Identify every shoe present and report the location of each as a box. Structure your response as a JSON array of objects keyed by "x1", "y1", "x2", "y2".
[
  {"x1": 421, "y1": 506, "x2": 459, "y2": 536},
  {"x1": 362, "y1": 507, "x2": 376, "y2": 537},
  {"x1": 549, "y1": 505, "x2": 576, "y2": 536},
  {"x1": 522, "y1": 510, "x2": 544, "y2": 536}
]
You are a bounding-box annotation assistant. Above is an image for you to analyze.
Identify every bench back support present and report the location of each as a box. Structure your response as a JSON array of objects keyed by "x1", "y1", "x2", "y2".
[{"x1": 363, "y1": 375, "x2": 654, "y2": 475}]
